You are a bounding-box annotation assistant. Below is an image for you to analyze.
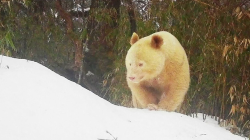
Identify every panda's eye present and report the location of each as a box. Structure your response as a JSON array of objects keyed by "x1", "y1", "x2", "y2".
[{"x1": 139, "y1": 63, "x2": 143, "y2": 67}]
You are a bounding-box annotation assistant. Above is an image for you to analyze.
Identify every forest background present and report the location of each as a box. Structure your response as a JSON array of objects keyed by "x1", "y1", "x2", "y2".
[{"x1": 0, "y1": 0, "x2": 249, "y2": 137}]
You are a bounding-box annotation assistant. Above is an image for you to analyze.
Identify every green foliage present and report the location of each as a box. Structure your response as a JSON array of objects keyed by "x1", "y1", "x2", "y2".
[
  {"x1": 0, "y1": 31, "x2": 16, "y2": 56},
  {"x1": 101, "y1": 5, "x2": 132, "y2": 106},
  {"x1": 0, "y1": 0, "x2": 74, "y2": 73},
  {"x1": 4, "y1": 31, "x2": 16, "y2": 50},
  {"x1": 0, "y1": 0, "x2": 249, "y2": 136}
]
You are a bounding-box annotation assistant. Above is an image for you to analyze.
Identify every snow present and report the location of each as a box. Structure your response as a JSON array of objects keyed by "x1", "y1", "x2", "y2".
[
  {"x1": 0, "y1": 55, "x2": 245, "y2": 140},
  {"x1": 71, "y1": 4, "x2": 90, "y2": 12},
  {"x1": 86, "y1": 71, "x2": 94, "y2": 76}
]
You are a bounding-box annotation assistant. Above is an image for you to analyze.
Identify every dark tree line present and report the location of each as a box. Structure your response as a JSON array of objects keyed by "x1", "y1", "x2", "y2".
[
  {"x1": 0, "y1": 0, "x2": 249, "y2": 137},
  {"x1": 0, "y1": 0, "x2": 136, "y2": 94}
]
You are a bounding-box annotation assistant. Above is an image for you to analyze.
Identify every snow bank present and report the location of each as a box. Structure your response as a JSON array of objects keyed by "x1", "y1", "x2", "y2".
[{"x1": 0, "y1": 55, "x2": 245, "y2": 140}]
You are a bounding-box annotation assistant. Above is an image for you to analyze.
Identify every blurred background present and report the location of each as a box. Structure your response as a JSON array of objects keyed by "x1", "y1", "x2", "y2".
[{"x1": 0, "y1": 0, "x2": 249, "y2": 137}]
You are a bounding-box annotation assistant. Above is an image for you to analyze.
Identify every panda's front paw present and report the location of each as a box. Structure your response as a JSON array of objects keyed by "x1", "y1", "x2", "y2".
[{"x1": 147, "y1": 104, "x2": 159, "y2": 110}]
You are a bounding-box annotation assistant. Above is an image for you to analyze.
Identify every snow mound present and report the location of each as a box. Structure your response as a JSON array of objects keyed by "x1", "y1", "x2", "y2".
[{"x1": 0, "y1": 55, "x2": 245, "y2": 140}]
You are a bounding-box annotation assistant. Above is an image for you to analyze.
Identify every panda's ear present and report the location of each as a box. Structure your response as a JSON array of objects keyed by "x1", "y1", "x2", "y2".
[
  {"x1": 151, "y1": 34, "x2": 163, "y2": 49},
  {"x1": 130, "y1": 32, "x2": 139, "y2": 45}
]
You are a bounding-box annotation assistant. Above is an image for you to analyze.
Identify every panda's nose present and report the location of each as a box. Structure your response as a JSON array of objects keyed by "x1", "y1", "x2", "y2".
[{"x1": 129, "y1": 77, "x2": 135, "y2": 81}]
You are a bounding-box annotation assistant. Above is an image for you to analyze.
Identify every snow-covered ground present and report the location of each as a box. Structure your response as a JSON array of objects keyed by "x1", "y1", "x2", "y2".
[{"x1": 0, "y1": 55, "x2": 245, "y2": 140}]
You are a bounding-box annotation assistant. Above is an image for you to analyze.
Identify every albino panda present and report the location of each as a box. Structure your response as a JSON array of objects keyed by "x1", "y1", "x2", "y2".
[{"x1": 125, "y1": 31, "x2": 190, "y2": 111}]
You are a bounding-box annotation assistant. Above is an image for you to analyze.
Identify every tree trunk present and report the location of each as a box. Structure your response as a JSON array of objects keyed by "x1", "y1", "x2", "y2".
[
  {"x1": 55, "y1": 0, "x2": 83, "y2": 68},
  {"x1": 127, "y1": 0, "x2": 137, "y2": 34},
  {"x1": 84, "y1": 0, "x2": 121, "y2": 96}
]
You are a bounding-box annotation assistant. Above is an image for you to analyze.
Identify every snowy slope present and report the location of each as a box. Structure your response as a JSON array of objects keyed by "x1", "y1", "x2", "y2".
[{"x1": 0, "y1": 55, "x2": 245, "y2": 140}]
